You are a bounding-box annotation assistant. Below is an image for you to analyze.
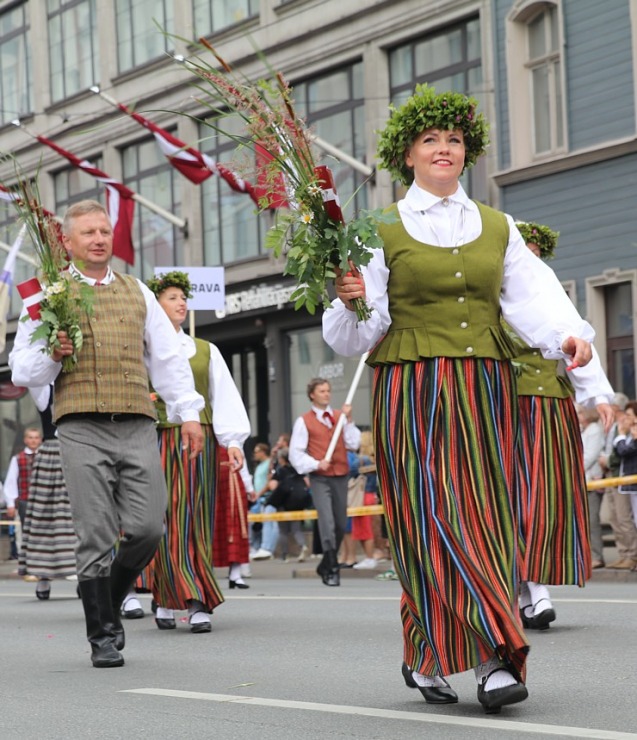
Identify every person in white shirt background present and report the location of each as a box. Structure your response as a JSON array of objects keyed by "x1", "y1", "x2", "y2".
[{"x1": 289, "y1": 378, "x2": 361, "y2": 587}]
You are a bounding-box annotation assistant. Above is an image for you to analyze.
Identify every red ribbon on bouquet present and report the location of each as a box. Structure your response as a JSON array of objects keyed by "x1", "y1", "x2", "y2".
[
  {"x1": 17, "y1": 277, "x2": 44, "y2": 320},
  {"x1": 314, "y1": 165, "x2": 345, "y2": 224}
]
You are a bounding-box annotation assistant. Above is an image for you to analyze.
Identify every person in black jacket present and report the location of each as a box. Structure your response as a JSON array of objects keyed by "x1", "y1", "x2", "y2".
[{"x1": 266, "y1": 448, "x2": 311, "y2": 562}]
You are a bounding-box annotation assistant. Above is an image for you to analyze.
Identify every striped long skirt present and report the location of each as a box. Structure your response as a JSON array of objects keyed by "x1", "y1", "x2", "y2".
[
  {"x1": 517, "y1": 395, "x2": 591, "y2": 585},
  {"x1": 373, "y1": 358, "x2": 529, "y2": 680},
  {"x1": 18, "y1": 439, "x2": 77, "y2": 579},
  {"x1": 144, "y1": 424, "x2": 224, "y2": 613}
]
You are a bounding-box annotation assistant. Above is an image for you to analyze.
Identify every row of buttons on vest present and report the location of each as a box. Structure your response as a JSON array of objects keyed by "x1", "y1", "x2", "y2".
[
  {"x1": 452, "y1": 249, "x2": 472, "y2": 352},
  {"x1": 531, "y1": 350, "x2": 544, "y2": 391}
]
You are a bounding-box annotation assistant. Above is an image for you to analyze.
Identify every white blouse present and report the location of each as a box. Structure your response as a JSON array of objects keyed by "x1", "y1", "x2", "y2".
[{"x1": 322, "y1": 182, "x2": 613, "y2": 406}]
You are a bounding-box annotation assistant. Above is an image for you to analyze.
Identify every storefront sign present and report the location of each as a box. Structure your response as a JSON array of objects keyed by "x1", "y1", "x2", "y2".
[
  {"x1": 215, "y1": 283, "x2": 295, "y2": 318},
  {"x1": 318, "y1": 362, "x2": 345, "y2": 380},
  {"x1": 155, "y1": 266, "x2": 225, "y2": 310}
]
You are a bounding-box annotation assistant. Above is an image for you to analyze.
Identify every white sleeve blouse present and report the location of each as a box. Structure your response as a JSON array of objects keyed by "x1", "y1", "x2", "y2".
[{"x1": 322, "y1": 182, "x2": 609, "y2": 403}]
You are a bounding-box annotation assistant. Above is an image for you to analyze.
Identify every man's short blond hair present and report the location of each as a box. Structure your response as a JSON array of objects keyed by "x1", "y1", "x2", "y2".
[{"x1": 62, "y1": 200, "x2": 109, "y2": 235}]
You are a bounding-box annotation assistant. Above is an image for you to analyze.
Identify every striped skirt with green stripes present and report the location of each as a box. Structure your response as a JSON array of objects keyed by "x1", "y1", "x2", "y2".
[
  {"x1": 517, "y1": 394, "x2": 591, "y2": 585},
  {"x1": 373, "y1": 357, "x2": 529, "y2": 680},
  {"x1": 146, "y1": 424, "x2": 224, "y2": 612}
]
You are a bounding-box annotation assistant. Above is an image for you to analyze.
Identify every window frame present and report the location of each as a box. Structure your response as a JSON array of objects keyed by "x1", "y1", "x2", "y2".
[{"x1": 0, "y1": 1, "x2": 32, "y2": 125}]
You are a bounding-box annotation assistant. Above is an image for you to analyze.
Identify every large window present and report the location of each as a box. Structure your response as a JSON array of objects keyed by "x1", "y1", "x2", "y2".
[
  {"x1": 48, "y1": 0, "x2": 99, "y2": 102},
  {"x1": 200, "y1": 62, "x2": 366, "y2": 266},
  {"x1": 526, "y1": 4, "x2": 564, "y2": 155},
  {"x1": 605, "y1": 282, "x2": 635, "y2": 400},
  {"x1": 287, "y1": 326, "x2": 371, "y2": 430},
  {"x1": 54, "y1": 157, "x2": 105, "y2": 213},
  {"x1": 193, "y1": 0, "x2": 257, "y2": 36},
  {"x1": 388, "y1": 18, "x2": 485, "y2": 199},
  {"x1": 122, "y1": 138, "x2": 182, "y2": 281},
  {"x1": 116, "y1": 0, "x2": 173, "y2": 73},
  {"x1": 0, "y1": 2, "x2": 31, "y2": 125}
]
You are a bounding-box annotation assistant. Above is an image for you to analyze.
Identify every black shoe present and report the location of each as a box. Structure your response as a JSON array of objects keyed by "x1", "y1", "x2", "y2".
[
  {"x1": 477, "y1": 671, "x2": 528, "y2": 713},
  {"x1": 155, "y1": 617, "x2": 176, "y2": 630},
  {"x1": 35, "y1": 583, "x2": 51, "y2": 601},
  {"x1": 189, "y1": 612, "x2": 212, "y2": 633},
  {"x1": 229, "y1": 579, "x2": 250, "y2": 590},
  {"x1": 520, "y1": 601, "x2": 556, "y2": 631},
  {"x1": 120, "y1": 602, "x2": 145, "y2": 619},
  {"x1": 401, "y1": 662, "x2": 458, "y2": 704}
]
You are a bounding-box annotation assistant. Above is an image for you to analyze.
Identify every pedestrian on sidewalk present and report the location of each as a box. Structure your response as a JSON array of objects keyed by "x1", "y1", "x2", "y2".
[
  {"x1": 324, "y1": 85, "x2": 600, "y2": 712},
  {"x1": 10, "y1": 200, "x2": 204, "y2": 668}
]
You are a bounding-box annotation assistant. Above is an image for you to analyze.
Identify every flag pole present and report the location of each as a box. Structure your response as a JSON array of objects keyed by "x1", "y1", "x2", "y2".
[
  {"x1": 189, "y1": 309, "x2": 195, "y2": 338},
  {"x1": 324, "y1": 351, "x2": 369, "y2": 462},
  {"x1": 11, "y1": 119, "x2": 186, "y2": 230}
]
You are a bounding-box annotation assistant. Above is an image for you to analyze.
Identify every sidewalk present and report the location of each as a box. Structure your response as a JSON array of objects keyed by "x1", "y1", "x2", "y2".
[{"x1": 2, "y1": 550, "x2": 635, "y2": 582}]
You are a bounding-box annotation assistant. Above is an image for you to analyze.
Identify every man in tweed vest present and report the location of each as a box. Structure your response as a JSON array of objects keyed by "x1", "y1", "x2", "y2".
[{"x1": 10, "y1": 200, "x2": 205, "y2": 669}]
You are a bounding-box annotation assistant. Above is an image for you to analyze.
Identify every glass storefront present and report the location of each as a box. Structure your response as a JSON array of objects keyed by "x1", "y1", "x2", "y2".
[{"x1": 286, "y1": 326, "x2": 372, "y2": 432}]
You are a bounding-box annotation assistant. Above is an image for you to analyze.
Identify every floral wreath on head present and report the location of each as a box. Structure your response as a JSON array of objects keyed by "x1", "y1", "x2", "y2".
[
  {"x1": 376, "y1": 83, "x2": 490, "y2": 185},
  {"x1": 515, "y1": 221, "x2": 559, "y2": 259},
  {"x1": 146, "y1": 270, "x2": 193, "y2": 298}
]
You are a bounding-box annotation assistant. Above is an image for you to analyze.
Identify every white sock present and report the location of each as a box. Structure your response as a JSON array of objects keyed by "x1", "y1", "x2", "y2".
[
  {"x1": 156, "y1": 606, "x2": 174, "y2": 619},
  {"x1": 527, "y1": 581, "x2": 552, "y2": 613},
  {"x1": 122, "y1": 595, "x2": 142, "y2": 611},
  {"x1": 229, "y1": 563, "x2": 241, "y2": 581},
  {"x1": 475, "y1": 656, "x2": 517, "y2": 690},
  {"x1": 188, "y1": 599, "x2": 210, "y2": 624},
  {"x1": 412, "y1": 671, "x2": 448, "y2": 688},
  {"x1": 36, "y1": 579, "x2": 50, "y2": 592},
  {"x1": 519, "y1": 581, "x2": 532, "y2": 609}
]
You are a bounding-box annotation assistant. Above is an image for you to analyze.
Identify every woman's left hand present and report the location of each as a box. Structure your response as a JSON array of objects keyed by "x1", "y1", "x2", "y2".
[
  {"x1": 227, "y1": 446, "x2": 244, "y2": 470},
  {"x1": 595, "y1": 403, "x2": 614, "y2": 434},
  {"x1": 562, "y1": 336, "x2": 593, "y2": 369}
]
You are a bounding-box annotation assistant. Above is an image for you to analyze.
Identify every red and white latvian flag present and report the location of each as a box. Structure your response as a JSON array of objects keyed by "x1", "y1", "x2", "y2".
[
  {"x1": 36, "y1": 134, "x2": 136, "y2": 265},
  {"x1": 16, "y1": 276, "x2": 44, "y2": 321},
  {"x1": 115, "y1": 102, "x2": 261, "y2": 205},
  {"x1": 313, "y1": 165, "x2": 344, "y2": 224}
]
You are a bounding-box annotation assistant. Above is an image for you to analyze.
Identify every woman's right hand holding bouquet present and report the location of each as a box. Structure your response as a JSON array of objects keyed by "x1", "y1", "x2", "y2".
[{"x1": 334, "y1": 265, "x2": 366, "y2": 314}]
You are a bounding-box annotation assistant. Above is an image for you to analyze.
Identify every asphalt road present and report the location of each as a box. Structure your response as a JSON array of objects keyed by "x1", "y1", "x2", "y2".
[{"x1": 1, "y1": 563, "x2": 636, "y2": 740}]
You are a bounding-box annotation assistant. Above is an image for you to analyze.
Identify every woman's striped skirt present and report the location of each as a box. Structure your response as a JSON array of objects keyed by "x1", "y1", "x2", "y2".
[
  {"x1": 517, "y1": 395, "x2": 591, "y2": 585},
  {"x1": 18, "y1": 439, "x2": 77, "y2": 578},
  {"x1": 373, "y1": 358, "x2": 529, "y2": 679},
  {"x1": 213, "y1": 445, "x2": 250, "y2": 567},
  {"x1": 144, "y1": 424, "x2": 224, "y2": 612}
]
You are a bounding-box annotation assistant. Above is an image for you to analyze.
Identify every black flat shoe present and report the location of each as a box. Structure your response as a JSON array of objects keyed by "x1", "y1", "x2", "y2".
[
  {"x1": 155, "y1": 617, "x2": 176, "y2": 630},
  {"x1": 520, "y1": 601, "x2": 556, "y2": 631},
  {"x1": 35, "y1": 587, "x2": 50, "y2": 601},
  {"x1": 229, "y1": 579, "x2": 250, "y2": 590},
  {"x1": 477, "y1": 672, "x2": 528, "y2": 714},
  {"x1": 190, "y1": 620, "x2": 212, "y2": 634},
  {"x1": 401, "y1": 662, "x2": 458, "y2": 704},
  {"x1": 121, "y1": 606, "x2": 145, "y2": 619}
]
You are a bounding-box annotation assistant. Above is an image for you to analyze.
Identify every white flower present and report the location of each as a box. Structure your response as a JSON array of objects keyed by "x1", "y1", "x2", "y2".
[
  {"x1": 44, "y1": 281, "x2": 66, "y2": 298},
  {"x1": 301, "y1": 212, "x2": 314, "y2": 224}
]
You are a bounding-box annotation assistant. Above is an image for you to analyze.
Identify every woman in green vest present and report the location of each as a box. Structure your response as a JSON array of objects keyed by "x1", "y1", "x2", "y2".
[
  {"x1": 322, "y1": 84, "x2": 613, "y2": 713},
  {"x1": 143, "y1": 271, "x2": 251, "y2": 632},
  {"x1": 510, "y1": 222, "x2": 613, "y2": 631}
]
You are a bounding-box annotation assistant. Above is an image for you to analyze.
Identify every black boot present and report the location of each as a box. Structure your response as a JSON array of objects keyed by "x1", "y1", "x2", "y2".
[
  {"x1": 324, "y1": 549, "x2": 340, "y2": 586},
  {"x1": 109, "y1": 560, "x2": 142, "y2": 651},
  {"x1": 78, "y1": 578, "x2": 124, "y2": 668}
]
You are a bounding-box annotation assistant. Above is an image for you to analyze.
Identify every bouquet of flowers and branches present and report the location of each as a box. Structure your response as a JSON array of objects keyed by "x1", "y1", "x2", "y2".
[
  {"x1": 177, "y1": 39, "x2": 395, "y2": 321},
  {"x1": 9, "y1": 177, "x2": 93, "y2": 372}
]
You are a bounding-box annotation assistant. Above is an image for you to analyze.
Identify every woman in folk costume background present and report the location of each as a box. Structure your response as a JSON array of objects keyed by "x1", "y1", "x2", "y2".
[
  {"x1": 19, "y1": 385, "x2": 78, "y2": 599},
  {"x1": 144, "y1": 271, "x2": 251, "y2": 632},
  {"x1": 509, "y1": 222, "x2": 613, "y2": 630},
  {"x1": 323, "y1": 84, "x2": 607, "y2": 713}
]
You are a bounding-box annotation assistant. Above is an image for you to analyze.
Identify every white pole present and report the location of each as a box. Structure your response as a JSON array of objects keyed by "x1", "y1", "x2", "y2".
[
  {"x1": 309, "y1": 135, "x2": 374, "y2": 178},
  {"x1": 324, "y1": 351, "x2": 369, "y2": 462},
  {"x1": 189, "y1": 309, "x2": 195, "y2": 337}
]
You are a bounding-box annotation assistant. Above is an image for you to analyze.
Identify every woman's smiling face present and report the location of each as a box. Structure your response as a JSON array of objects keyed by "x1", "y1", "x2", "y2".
[{"x1": 404, "y1": 128, "x2": 466, "y2": 196}]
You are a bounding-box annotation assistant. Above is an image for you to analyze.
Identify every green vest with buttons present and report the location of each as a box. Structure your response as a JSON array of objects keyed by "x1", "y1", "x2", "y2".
[
  {"x1": 53, "y1": 272, "x2": 156, "y2": 422},
  {"x1": 367, "y1": 201, "x2": 516, "y2": 366},
  {"x1": 505, "y1": 327, "x2": 572, "y2": 398},
  {"x1": 154, "y1": 338, "x2": 213, "y2": 428}
]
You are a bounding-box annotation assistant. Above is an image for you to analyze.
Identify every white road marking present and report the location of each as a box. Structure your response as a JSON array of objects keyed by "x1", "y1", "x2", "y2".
[{"x1": 121, "y1": 688, "x2": 637, "y2": 739}]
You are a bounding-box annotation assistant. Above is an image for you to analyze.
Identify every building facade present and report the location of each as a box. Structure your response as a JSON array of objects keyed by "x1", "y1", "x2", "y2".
[{"x1": 0, "y1": 0, "x2": 634, "y2": 473}]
